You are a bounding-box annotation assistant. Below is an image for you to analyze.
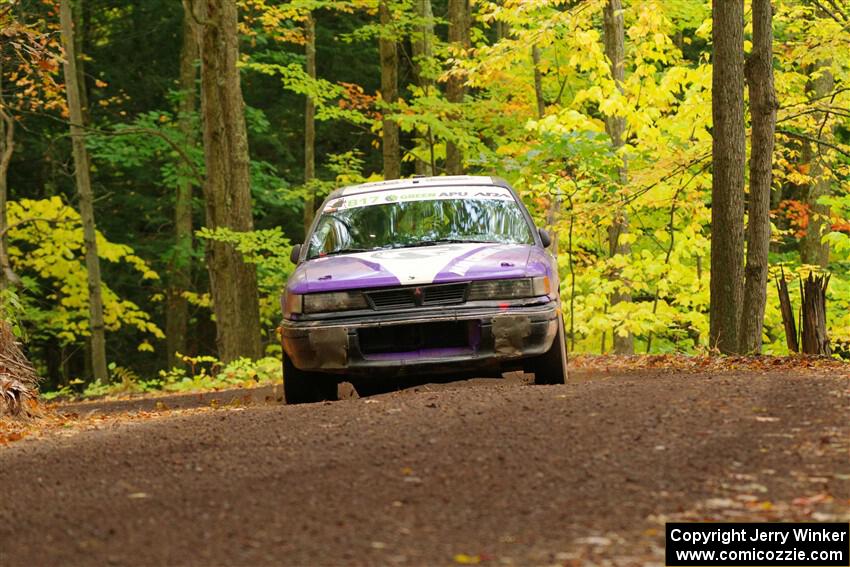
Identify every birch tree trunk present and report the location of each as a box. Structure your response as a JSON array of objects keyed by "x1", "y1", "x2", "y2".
[
  {"x1": 602, "y1": 0, "x2": 633, "y2": 355},
  {"x1": 190, "y1": 0, "x2": 262, "y2": 362},
  {"x1": 445, "y1": 0, "x2": 469, "y2": 175},
  {"x1": 739, "y1": 0, "x2": 776, "y2": 354},
  {"x1": 303, "y1": 12, "x2": 317, "y2": 234},
  {"x1": 379, "y1": 1, "x2": 400, "y2": 180},
  {"x1": 166, "y1": 6, "x2": 198, "y2": 368},
  {"x1": 60, "y1": 0, "x2": 109, "y2": 382},
  {"x1": 709, "y1": 0, "x2": 746, "y2": 354}
]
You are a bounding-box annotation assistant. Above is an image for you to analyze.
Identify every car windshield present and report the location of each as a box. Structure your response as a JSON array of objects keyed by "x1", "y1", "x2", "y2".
[{"x1": 306, "y1": 186, "x2": 534, "y2": 259}]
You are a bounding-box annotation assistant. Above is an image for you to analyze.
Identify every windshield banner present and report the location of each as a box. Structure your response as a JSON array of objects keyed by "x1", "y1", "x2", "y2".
[{"x1": 323, "y1": 186, "x2": 515, "y2": 212}]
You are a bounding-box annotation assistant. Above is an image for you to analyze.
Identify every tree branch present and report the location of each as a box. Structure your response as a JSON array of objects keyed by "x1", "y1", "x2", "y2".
[
  {"x1": 825, "y1": 0, "x2": 849, "y2": 20},
  {"x1": 778, "y1": 105, "x2": 850, "y2": 123},
  {"x1": 809, "y1": 0, "x2": 844, "y2": 22},
  {"x1": 779, "y1": 86, "x2": 850, "y2": 109},
  {"x1": 0, "y1": 216, "x2": 76, "y2": 239},
  {"x1": 621, "y1": 153, "x2": 711, "y2": 207},
  {"x1": 12, "y1": 107, "x2": 204, "y2": 185},
  {"x1": 777, "y1": 128, "x2": 850, "y2": 158},
  {"x1": 77, "y1": 126, "x2": 204, "y2": 185}
]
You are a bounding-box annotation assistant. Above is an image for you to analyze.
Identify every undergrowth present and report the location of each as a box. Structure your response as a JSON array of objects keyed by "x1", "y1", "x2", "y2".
[{"x1": 41, "y1": 354, "x2": 281, "y2": 401}]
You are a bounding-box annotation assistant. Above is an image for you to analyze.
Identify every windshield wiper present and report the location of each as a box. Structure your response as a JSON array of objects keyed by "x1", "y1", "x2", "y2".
[
  {"x1": 401, "y1": 238, "x2": 493, "y2": 248},
  {"x1": 319, "y1": 247, "x2": 372, "y2": 257}
]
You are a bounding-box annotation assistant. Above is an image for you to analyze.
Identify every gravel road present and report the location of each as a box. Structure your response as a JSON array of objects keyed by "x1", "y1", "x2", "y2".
[{"x1": 1, "y1": 369, "x2": 848, "y2": 566}]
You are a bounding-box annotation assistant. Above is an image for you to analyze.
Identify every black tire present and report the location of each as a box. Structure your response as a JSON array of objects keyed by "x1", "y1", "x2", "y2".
[
  {"x1": 282, "y1": 351, "x2": 339, "y2": 404},
  {"x1": 530, "y1": 315, "x2": 568, "y2": 385}
]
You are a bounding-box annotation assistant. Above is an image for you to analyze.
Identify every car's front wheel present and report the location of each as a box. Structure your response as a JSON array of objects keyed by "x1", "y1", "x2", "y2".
[
  {"x1": 283, "y1": 351, "x2": 339, "y2": 404},
  {"x1": 529, "y1": 314, "x2": 568, "y2": 385}
]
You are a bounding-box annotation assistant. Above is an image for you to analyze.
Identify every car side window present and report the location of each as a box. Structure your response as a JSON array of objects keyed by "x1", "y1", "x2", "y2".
[{"x1": 310, "y1": 216, "x2": 352, "y2": 255}]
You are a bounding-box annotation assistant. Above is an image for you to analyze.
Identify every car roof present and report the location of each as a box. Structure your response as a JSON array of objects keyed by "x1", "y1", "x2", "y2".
[{"x1": 332, "y1": 175, "x2": 504, "y2": 198}]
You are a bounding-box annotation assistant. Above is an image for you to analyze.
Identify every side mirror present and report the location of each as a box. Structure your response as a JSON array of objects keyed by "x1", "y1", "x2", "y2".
[
  {"x1": 290, "y1": 244, "x2": 302, "y2": 264},
  {"x1": 538, "y1": 228, "x2": 552, "y2": 248}
]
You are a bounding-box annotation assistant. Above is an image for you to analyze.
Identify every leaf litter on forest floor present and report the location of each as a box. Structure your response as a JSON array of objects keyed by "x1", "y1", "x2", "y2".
[
  {"x1": 0, "y1": 401, "x2": 219, "y2": 447},
  {"x1": 571, "y1": 354, "x2": 850, "y2": 374},
  {"x1": 634, "y1": 443, "x2": 850, "y2": 563}
]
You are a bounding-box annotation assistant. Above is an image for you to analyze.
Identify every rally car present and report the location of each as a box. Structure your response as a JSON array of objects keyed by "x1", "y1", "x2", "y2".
[{"x1": 280, "y1": 175, "x2": 567, "y2": 404}]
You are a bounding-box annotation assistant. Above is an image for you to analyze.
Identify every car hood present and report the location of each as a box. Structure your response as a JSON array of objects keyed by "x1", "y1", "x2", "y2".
[{"x1": 288, "y1": 243, "x2": 551, "y2": 294}]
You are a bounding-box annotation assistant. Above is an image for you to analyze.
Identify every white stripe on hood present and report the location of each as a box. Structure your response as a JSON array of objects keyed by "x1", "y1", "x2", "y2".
[{"x1": 350, "y1": 243, "x2": 487, "y2": 285}]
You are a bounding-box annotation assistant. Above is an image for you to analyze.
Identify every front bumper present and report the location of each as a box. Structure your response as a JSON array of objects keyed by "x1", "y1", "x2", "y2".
[{"x1": 280, "y1": 302, "x2": 560, "y2": 377}]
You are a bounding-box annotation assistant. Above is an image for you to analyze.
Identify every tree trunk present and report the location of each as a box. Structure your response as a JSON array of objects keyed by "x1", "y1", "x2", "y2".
[
  {"x1": 166, "y1": 6, "x2": 199, "y2": 368},
  {"x1": 72, "y1": 0, "x2": 89, "y2": 124},
  {"x1": 303, "y1": 11, "x2": 317, "y2": 234},
  {"x1": 709, "y1": 0, "x2": 746, "y2": 354},
  {"x1": 0, "y1": 57, "x2": 20, "y2": 288},
  {"x1": 190, "y1": 0, "x2": 263, "y2": 362},
  {"x1": 0, "y1": 320, "x2": 39, "y2": 417},
  {"x1": 0, "y1": 110, "x2": 14, "y2": 288},
  {"x1": 602, "y1": 0, "x2": 633, "y2": 355},
  {"x1": 775, "y1": 270, "x2": 798, "y2": 353},
  {"x1": 535, "y1": 48, "x2": 560, "y2": 262},
  {"x1": 494, "y1": 1, "x2": 509, "y2": 42},
  {"x1": 739, "y1": 0, "x2": 776, "y2": 354},
  {"x1": 60, "y1": 0, "x2": 109, "y2": 382},
  {"x1": 799, "y1": 62, "x2": 833, "y2": 267},
  {"x1": 545, "y1": 191, "x2": 560, "y2": 258},
  {"x1": 379, "y1": 1, "x2": 400, "y2": 180},
  {"x1": 412, "y1": 0, "x2": 435, "y2": 176},
  {"x1": 445, "y1": 0, "x2": 469, "y2": 175},
  {"x1": 531, "y1": 46, "x2": 545, "y2": 119},
  {"x1": 800, "y1": 273, "x2": 830, "y2": 355}
]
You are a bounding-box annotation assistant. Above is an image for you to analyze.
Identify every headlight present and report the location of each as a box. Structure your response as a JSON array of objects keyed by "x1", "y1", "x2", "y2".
[
  {"x1": 467, "y1": 276, "x2": 551, "y2": 301},
  {"x1": 283, "y1": 292, "x2": 303, "y2": 318},
  {"x1": 303, "y1": 291, "x2": 368, "y2": 313}
]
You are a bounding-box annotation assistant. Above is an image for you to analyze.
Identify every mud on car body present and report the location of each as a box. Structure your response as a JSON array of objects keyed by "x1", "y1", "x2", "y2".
[{"x1": 280, "y1": 175, "x2": 568, "y2": 404}]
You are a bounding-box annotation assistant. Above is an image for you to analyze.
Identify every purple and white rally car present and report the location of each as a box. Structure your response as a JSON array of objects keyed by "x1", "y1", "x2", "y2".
[{"x1": 280, "y1": 175, "x2": 567, "y2": 404}]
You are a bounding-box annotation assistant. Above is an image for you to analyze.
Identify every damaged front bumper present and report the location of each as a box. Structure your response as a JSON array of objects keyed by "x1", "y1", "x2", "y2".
[{"x1": 280, "y1": 302, "x2": 560, "y2": 377}]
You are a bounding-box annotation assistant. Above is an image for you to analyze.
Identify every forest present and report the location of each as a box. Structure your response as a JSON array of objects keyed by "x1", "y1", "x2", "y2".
[{"x1": 1, "y1": 0, "x2": 849, "y2": 395}]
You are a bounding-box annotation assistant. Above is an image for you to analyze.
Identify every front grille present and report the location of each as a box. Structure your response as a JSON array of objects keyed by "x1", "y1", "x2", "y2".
[
  {"x1": 365, "y1": 282, "x2": 468, "y2": 310},
  {"x1": 367, "y1": 288, "x2": 414, "y2": 310},
  {"x1": 423, "y1": 283, "x2": 467, "y2": 305},
  {"x1": 358, "y1": 321, "x2": 473, "y2": 354}
]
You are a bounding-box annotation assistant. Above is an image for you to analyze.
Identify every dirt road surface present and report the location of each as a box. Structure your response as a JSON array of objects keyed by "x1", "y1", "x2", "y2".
[{"x1": 2, "y1": 369, "x2": 849, "y2": 566}]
